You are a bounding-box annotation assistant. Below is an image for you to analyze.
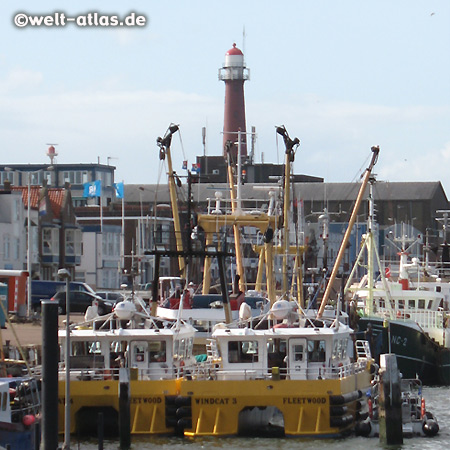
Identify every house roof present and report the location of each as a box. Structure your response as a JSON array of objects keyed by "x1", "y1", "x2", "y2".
[
  {"x1": 122, "y1": 181, "x2": 447, "y2": 204},
  {"x1": 11, "y1": 186, "x2": 66, "y2": 216}
]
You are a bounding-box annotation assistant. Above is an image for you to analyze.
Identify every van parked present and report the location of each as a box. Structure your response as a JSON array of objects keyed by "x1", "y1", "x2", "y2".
[{"x1": 31, "y1": 280, "x2": 95, "y2": 312}]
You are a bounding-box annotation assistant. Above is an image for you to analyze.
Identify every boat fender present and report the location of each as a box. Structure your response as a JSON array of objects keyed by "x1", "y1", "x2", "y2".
[
  {"x1": 22, "y1": 415, "x2": 36, "y2": 427},
  {"x1": 421, "y1": 397, "x2": 426, "y2": 419},
  {"x1": 330, "y1": 390, "x2": 362, "y2": 405},
  {"x1": 356, "y1": 411, "x2": 369, "y2": 421},
  {"x1": 423, "y1": 419, "x2": 439, "y2": 437},
  {"x1": 176, "y1": 406, "x2": 192, "y2": 419},
  {"x1": 330, "y1": 414, "x2": 353, "y2": 428},
  {"x1": 354, "y1": 420, "x2": 372, "y2": 437},
  {"x1": 330, "y1": 405, "x2": 348, "y2": 416},
  {"x1": 368, "y1": 398, "x2": 373, "y2": 419}
]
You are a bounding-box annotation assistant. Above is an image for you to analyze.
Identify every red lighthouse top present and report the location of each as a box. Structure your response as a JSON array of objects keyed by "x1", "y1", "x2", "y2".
[{"x1": 226, "y1": 43, "x2": 243, "y2": 56}]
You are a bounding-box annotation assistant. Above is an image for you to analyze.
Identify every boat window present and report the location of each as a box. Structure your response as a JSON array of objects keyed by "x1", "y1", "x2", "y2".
[
  {"x1": 173, "y1": 340, "x2": 179, "y2": 359},
  {"x1": 427, "y1": 300, "x2": 433, "y2": 310},
  {"x1": 408, "y1": 300, "x2": 415, "y2": 309},
  {"x1": 2, "y1": 392, "x2": 6, "y2": 411},
  {"x1": 332, "y1": 339, "x2": 347, "y2": 360},
  {"x1": 72, "y1": 341, "x2": 101, "y2": 356},
  {"x1": 228, "y1": 340, "x2": 259, "y2": 363},
  {"x1": 149, "y1": 341, "x2": 166, "y2": 363},
  {"x1": 178, "y1": 339, "x2": 186, "y2": 359},
  {"x1": 398, "y1": 299, "x2": 405, "y2": 310},
  {"x1": 133, "y1": 343, "x2": 146, "y2": 363},
  {"x1": 307, "y1": 340, "x2": 326, "y2": 363},
  {"x1": 292, "y1": 344, "x2": 304, "y2": 362},
  {"x1": 418, "y1": 299, "x2": 425, "y2": 309},
  {"x1": 267, "y1": 338, "x2": 287, "y2": 367}
]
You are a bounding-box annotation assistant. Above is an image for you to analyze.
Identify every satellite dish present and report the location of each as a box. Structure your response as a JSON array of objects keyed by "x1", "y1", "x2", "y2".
[
  {"x1": 114, "y1": 301, "x2": 137, "y2": 320},
  {"x1": 270, "y1": 300, "x2": 293, "y2": 320}
]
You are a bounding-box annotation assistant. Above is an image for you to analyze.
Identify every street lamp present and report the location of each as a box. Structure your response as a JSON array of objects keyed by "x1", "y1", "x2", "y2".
[{"x1": 58, "y1": 267, "x2": 71, "y2": 450}]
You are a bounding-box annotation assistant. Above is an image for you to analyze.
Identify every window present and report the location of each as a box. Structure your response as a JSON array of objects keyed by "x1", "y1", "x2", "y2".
[
  {"x1": 307, "y1": 340, "x2": 326, "y2": 362},
  {"x1": 408, "y1": 300, "x2": 415, "y2": 309},
  {"x1": 149, "y1": 341, "x2": 167, "y2": 362},
  {"x1": 418, "y1": 299, "x2": 425, "y2": 309},
  {"x1": 228, "y1": 340, "x2": 259, "y2": 363},
  {"x1": 3, "y1": 235, "x2": 10, "y2": 260},
  {"x1": 65, "y1": 229, "x2": 75, "y2": 255},
  {"x1": 42, "y1": 228, "x2": 59, "y2": 255},
  {"x1": 293, "y1": 344, "x2": 304, "y2": 362}
]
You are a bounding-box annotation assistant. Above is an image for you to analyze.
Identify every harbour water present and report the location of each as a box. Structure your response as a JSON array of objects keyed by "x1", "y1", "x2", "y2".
[{"x1": 70, "y1": 386, "x2": 449, "y2": 449}]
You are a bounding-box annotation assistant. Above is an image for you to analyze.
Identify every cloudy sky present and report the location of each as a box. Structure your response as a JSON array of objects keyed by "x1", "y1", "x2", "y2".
[{"x1": 1, "y1": 1, "x2": 449, "y2": 195}]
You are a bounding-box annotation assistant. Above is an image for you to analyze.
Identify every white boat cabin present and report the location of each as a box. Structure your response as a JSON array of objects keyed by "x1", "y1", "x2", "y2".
[
  {"x1": 59, "y1": 322, "x2": 197, "y2": 381},
  {"x1": 209, "y1": 323, "x2": 364, "y2": 381}
]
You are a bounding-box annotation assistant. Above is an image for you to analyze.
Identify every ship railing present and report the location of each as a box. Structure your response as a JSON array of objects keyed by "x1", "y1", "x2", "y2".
[
  {"x1": 205, "y1": 196, "x2": 270, "y2": 216},
  {"x1": 375, "y1": 307, "x2": 445, "y2": 328}
]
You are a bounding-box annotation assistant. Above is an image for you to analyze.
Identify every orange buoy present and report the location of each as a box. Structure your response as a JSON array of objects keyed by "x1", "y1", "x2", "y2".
[{"x1": 22, "y1": 415, "x2": 36, "y2": 427}]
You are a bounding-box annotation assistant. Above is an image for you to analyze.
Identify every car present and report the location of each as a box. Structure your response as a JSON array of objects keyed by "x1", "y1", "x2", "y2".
[
  {"x1": 50, "y1": 290, "x2": 115, "y2": 316},
  {"x1": 95, "y1": 291, "x2": 125, "y2": 304}
]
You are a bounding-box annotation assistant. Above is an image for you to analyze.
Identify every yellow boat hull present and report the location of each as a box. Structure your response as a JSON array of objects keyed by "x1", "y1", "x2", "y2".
[{"x1": 59, "y1": 370, "x2": 371, "y2": 438}]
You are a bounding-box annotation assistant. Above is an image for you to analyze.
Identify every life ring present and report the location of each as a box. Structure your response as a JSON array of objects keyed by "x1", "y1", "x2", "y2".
[{"x1": 421, "y1": 397, "x2": 426, "y2": 419}]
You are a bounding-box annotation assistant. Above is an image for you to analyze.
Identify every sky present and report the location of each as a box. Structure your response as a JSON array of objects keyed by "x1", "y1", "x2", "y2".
[{"x1": 1, "y1": 1, "x2": 449, "y2": 195}]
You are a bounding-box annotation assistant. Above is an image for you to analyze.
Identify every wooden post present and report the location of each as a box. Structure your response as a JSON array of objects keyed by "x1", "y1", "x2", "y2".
[
  {"x1": 378, "y1": 354, "x2": 403, "y2": 445},
  {"x1": 118, "y1": 368, "x2": 131, "y2": 449},
  {"x1": 41, "y1": 301, "x2": 59, "y2": 450}
]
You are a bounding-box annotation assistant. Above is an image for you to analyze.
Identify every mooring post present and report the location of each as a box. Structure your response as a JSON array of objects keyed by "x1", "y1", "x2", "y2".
[
  {"x1": 378, "y1": 353, "x2": 403, "y2": 445},
  {"x1": 41, "y1": 300, "x2": 59, "y2": 450},
  {"x1": 97, "y1": 412, "x2": 104, "y2": 450},
  {"x1": 118, "y1": 368, "x2": 131, "y2": 449}
]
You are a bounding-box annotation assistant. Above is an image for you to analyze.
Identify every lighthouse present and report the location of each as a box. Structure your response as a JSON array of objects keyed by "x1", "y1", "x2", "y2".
[{"x1": 219, "y1": 43, "x2": 250, "y2": 159}]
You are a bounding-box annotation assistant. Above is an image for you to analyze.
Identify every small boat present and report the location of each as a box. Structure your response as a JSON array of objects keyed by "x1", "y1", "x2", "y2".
[
  {"x1": 355, "y1": 378, "x2": 439, "y2": 438},
  {"x1": 0, "y1": 377, "x2": 41, "y2": 450}
]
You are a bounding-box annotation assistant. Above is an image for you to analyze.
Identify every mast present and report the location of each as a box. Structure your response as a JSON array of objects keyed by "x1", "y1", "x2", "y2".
[
  {"x1": 157, "y1": 124, "x2": 186, "y2": 279},
  {"x1": 225, "y1": 136, "x2": 246, "y2": 292},
  {"x1": 317, "y1": 146, "x2": 379, "y2": 318},
  {"x1": 276, "y1": 126, "x2": 300, "y2": 295}
]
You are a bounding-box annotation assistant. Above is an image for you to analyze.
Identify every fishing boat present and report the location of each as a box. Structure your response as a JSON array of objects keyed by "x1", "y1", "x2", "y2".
[
  {"x1": 346, "y1": 179, "x2": 450, "y2": 385},
  {"x1": 355, "y1": 377, "x2": 439, "y2": 438},
  {"x1": 0, "y1": 377, "x2": 41, "y2": 450},
  {"x1": 171, "y1": 301, "x2": 375, "y2": 438},
  {"x1": 54, "y1": 297, "x2": 198, "y2": 436}
]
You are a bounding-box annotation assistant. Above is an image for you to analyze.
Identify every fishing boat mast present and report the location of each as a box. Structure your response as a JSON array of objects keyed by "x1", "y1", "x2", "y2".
[
  {"x1": 317, "y1": 146, "x2": 379, "y2": 318},
  {"x1": 157, "y1": 124, "x2": 186, "y2": 279}
]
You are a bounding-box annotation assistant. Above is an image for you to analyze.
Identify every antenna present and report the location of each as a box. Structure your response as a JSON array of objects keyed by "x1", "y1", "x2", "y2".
[{"x1": 242, "y1": 26, "x2": 246, "y2": 63}]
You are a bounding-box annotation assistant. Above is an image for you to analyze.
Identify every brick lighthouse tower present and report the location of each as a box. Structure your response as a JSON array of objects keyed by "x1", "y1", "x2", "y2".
[{"x1": 219, "y1": 43, "x2": 250, "y2": 160}]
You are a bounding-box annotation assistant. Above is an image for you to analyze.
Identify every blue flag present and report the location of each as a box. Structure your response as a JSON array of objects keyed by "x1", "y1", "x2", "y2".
[
  {"x1": 114, "y1": 182, "x2": 124, "y2": 199},
  {"x1": 83, "y1": 180, "x2": 102, "y2": 198}
]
